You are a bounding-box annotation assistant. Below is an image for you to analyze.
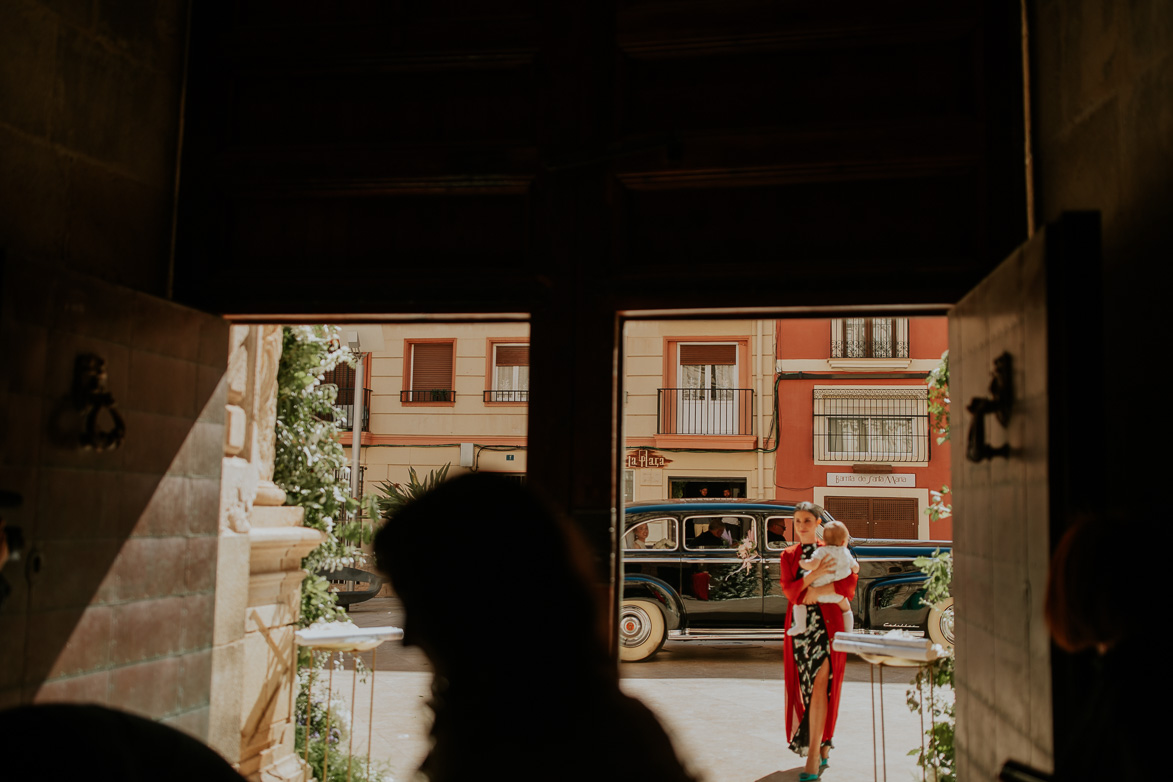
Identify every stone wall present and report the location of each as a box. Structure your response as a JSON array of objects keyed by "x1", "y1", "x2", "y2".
[{"x1": 209, "y1": 324, "x2": 322, "y2": 781}]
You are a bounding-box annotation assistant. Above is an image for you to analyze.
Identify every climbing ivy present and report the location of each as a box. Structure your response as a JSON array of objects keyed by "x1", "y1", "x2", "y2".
[
  {"x1": 925, "y1": 350, "x2": 952, "y2": 525},
  {"x1": 907, "y1": 548, "x2": 955, "y2": 781},
  {"x1": 272, "y1": 325, "x2": 372, "y2": 629},
  {"x1": 908, "y1": 352, "x2": 956, "y2": 780}
]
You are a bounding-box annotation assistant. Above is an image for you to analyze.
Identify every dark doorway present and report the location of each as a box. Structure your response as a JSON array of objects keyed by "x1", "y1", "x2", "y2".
[{"x1": 669, "y1": 478, "x2": 748, "y2": 499}]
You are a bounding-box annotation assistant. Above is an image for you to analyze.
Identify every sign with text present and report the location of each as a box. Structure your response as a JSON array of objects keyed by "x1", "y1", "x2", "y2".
[
  {"x1": 826, "y1": 472, "x2": 916, "y2": 488},
  {"x1": 625, "y1": 449, "x2": 672, "y2": 469}
]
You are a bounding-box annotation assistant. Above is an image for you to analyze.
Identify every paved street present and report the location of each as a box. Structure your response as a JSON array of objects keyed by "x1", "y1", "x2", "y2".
[{"x1": 338, "y1": 598, "x2": 930, "y2": 782}]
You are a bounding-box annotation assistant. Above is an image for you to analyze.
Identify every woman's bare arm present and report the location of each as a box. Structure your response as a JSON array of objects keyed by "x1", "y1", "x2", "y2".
[{"x1": 803, "y1": 583, "x2": 837, "y2": 603}]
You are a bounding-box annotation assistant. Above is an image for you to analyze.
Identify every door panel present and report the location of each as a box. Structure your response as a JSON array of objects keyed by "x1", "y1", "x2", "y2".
[
  {"x1": 0, "y1": 261, "x2": 227, "y2": 724},
  {"x1": 949, "y1": 213, "x2": 1102, "y2": 779}
]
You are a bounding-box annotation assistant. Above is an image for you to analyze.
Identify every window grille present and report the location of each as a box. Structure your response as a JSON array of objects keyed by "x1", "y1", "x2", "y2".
[
  {"x1": 830, "y1": 318, "x2": 909, "y2": 358},
  {"x1": 813, "y1": 388, "x2": 928, "y2": 462}
]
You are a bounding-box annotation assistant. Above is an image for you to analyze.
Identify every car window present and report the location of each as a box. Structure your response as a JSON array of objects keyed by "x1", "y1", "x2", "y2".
[
  {"x1": 764, "y1": 515, "x2": 794, "y2": 550},
  {"x1": 683, "y1": 515, "x2": 753, "y2": 550},
  {"x1": 764, "y1": 514, "x2": 837, "y2": 549},
  {"x1": 623, "y1": 517, "x2": 678, "y2": 551}
]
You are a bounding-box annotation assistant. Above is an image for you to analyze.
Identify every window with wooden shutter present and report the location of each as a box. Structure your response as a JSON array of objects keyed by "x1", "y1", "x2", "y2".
[
  {"x1": 486, "y1": 342, "x2": 529, "y2": 403},
  {"x1": 679, "y1": 344, "x2": 737, "y2": 365},
  {"x1": 403, "y1": 341, "x2": 455, "y2": 403}
]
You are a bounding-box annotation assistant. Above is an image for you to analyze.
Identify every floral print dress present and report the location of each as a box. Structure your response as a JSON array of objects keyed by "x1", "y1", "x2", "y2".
[{"x1": 787, "y1": 543, "x2": 834, "y2": 757}]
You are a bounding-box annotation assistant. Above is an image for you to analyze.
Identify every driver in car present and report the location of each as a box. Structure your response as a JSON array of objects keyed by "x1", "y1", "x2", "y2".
[{"x1": 692, "y1": 519, "x2": 731, "y2": 547}]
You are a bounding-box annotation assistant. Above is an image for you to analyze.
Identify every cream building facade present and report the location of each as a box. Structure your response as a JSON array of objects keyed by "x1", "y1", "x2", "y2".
[
  {"x1": 622, "y1": 320, "x2": 776, "y2": 502},
  {"x1": 335, "y1": 323, "x2": 531, "y2": 493},
  {"x1": 338, "y1": 320, "x2": 776, "y2": 504}
]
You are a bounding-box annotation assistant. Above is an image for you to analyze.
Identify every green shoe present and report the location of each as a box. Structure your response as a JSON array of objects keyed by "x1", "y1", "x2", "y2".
[
  {"x1": 799, "y1": 774, "x2": 820, "y2": 782},
  {"x1": 819, "y1": 756, "x2": 829, "y2": 776}
]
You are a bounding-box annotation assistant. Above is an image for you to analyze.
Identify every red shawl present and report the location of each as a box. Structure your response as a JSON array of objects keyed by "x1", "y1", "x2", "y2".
[{"x1": 780, "y1": 541, "x2": 859, "y2": 747}]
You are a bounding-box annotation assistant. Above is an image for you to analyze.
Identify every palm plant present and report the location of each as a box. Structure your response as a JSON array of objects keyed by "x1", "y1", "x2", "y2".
[{"x1": 372, "y1": 464, "x2": 452, "y2": 520}]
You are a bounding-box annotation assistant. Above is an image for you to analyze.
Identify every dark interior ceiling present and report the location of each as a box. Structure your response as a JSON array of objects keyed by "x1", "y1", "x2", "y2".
[{"x1": 175, "y1": 0, "x2": 1026, "y2": 317}]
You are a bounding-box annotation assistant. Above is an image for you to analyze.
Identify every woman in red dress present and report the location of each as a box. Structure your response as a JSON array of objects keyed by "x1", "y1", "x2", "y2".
[{"x1": 780, "y1": 501, "x2": 859, "y2": 780}]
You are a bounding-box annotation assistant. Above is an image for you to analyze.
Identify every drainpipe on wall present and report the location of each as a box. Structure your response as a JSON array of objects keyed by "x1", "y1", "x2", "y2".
[{"x1": 757, "y1": 320, "x2": 766, "y2": 498}]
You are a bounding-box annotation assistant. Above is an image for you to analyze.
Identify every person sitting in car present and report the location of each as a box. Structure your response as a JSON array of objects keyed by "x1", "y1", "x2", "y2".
[
  {"x1": 767, "y1": 518, "x2": 789, "y2": 546},
  {"x1": 629, "y1": 524, "x2": 651, "y2": 548},
  {"x1": 691, "y1": 519, "x2": 731, "y2": 548}
]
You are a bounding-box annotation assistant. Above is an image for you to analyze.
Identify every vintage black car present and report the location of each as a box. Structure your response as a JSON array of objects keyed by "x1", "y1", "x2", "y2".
[{"x1": 620, "y1": 499, "x2": 953, "y2": 662}]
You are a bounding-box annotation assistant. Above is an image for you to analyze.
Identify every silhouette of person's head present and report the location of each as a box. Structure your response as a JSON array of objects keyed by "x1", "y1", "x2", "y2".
[
  {"x1": 375, "y1": 472, "x2": 607, "y2": 677},
  {"x1": 373, "y1": 472, "x2": 696, "y2": 782}
]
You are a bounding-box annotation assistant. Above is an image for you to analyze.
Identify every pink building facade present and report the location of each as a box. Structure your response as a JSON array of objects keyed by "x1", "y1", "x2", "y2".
[{"x1": 774, "y1": 317, "x2": 952, "y2": 540}]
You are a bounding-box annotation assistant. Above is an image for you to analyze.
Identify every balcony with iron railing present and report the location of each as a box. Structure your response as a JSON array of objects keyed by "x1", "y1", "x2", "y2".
[
  {"x1": 830, "y1": 337, "x2": 910, "y2": 359},
  {"x1": 657, "y1": 388, "x2": 755, "y2": 435},
  {"x1": 483, "y1": 389, "x2": 529, "y2": 403},
  {"x1": 830, "y1": 317, "x2": 909, "y2": 359},
  {"x1": 324, "y1": 385, "x2": 371, "y2": 432},
  {"x1": 401, "y1": 389, "x2": 456, "y2": 403}
]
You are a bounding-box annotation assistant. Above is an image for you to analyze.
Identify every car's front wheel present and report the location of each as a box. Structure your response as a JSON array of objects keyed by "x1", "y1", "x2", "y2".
[
  {"x1": 618, "y1": 599, "x2": 666, "y2": 662},
  {"x1": 926, "y1": 596, "x2": 955, "y2": 649}
]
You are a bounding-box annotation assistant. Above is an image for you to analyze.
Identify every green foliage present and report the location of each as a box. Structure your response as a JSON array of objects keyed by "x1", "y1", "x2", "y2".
[
  {"x1": 926, "y1": 349, "x2": 950, "y2": 445},
  {"x1": 924, "y1": 350, "x2": 952, "y2": 523},
  {"x1": 926, "y1": 485, "x2": 952, "y2": 524},
  {"x1": 908, "y1": 548, "x2": 954, "y2": 781},
  {"x1": 294, "y1": 666, "x2": 391, "y2": 782},
  {"x1": 275, "y1": 327, "x2": 391, "y2": 780},
  {"x1": 906, "y1": 656, "x2": 956, "y2": 782},
  {"x1": 372, "y1": 463, "x2": 451, "y2": 520},
  {"x1": 273, "y1": 325, "x2": 359, "y2": 630},
  {"x1": 912, "y1": 549, "x2": 953, "y2": 606}
]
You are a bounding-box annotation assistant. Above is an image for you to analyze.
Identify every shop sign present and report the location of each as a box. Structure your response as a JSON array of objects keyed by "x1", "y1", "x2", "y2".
[
  {"x1": 625, "y1": 449, "x2": 672, "y2": 469},
  {"x1": 826, "y1": 472, "x2": 916, "y2": 488}
]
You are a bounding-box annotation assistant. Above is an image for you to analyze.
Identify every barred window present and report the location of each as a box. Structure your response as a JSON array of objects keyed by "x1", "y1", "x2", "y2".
[
  {"x1": 813, "y1": 387, "x2": 928, "y2": 462},
  {"x1": 831, "y1": 318, "x2": 909, "y2": 358}
]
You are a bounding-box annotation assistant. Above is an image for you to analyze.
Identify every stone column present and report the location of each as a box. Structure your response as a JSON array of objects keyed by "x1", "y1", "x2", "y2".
[{"x1": 209, "y1": 325, "x2": 323, "y2": 782}]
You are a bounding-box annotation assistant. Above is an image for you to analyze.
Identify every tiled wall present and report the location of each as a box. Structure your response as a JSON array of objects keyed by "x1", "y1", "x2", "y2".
[
  {"x1": 0, "y1": 261, "x2": 228, "y2": 739},
  {"x1": 950, "y1": 237, "x2": 1053, "y2": 779}
]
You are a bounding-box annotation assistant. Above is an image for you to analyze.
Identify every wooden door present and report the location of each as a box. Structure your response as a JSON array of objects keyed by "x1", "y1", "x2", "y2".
[
  {"x1": 825, "y1": 496, "x2": 918, "y2": 539},
  {"x1": 0, "y1": 261, "x2": 228, "y2": 726},
  {"x1": 949, "y1": 212, "x2": 1102, "y2": 780}
]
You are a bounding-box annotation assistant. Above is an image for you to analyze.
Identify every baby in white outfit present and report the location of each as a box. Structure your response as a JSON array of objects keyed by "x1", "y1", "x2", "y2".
[{"x1": 788, "y1": 520, "x2": 859, "y2": 636}]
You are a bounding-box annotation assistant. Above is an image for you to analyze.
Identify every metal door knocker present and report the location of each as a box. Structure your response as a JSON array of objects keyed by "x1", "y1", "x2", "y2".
[
  {"x1": 74, "y1": 354, "x2": 126, "y2": 451},
  {"x1": 966, "y1": 351, "x2": 1013, "y2": 463}
]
